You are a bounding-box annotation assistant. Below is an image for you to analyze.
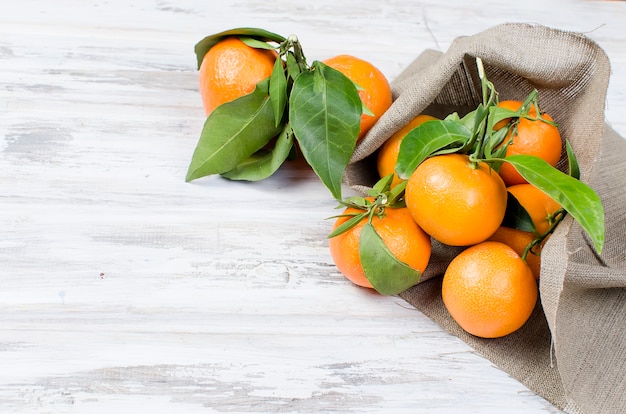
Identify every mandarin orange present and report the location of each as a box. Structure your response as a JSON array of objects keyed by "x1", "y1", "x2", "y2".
[{"x1": 442, "y1": 241, "x2": 538, "y2": 338}]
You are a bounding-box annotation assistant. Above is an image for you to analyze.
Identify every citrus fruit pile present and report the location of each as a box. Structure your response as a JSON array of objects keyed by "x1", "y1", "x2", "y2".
[
  {"x1": 328, "y1": 59, "x2": 604, "y2": 339},
  {"x1": 186, "y1": 28, "x2": 392, "y2": 202},
  {"x1": 186, "y1": 29, "x2": 604, "y2": 340}
]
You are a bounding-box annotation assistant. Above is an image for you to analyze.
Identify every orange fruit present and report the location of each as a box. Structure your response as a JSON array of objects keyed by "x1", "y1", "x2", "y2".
[
  {"x1": 405, "y1": 153, "x2": 508, "y2": 246},
  {"x1": 329, "y1": 206, "x2": 431, "y2": 289},
  {"x1": 494, "y1": 100, "x2": 562, "y2": 186},
  {"x1": 487, "y1": 226, "x2": 542, "y2": 279},
  {"x1": 199, "y1": 37, "x2": 277, "y2": 115},
  {"x1": 442, "y1": 241, "x2": 538, "y2": 338},
  {"x1": 323, "y1": 55, "x2": 392, "y2": 140},
  {"x1": 376, "y1": 114, "x2": 437, "y2": 188},
  {"x1": 507, "y1": 183, "x2": 562, "y2": 235}
]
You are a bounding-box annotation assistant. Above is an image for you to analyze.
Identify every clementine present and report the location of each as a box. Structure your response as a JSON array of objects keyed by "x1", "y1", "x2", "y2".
[
  {"x1": 487, "y1": 226, "x2": 542, "y2": 279},
  {"x1": 405, "y1": 153, "x2": 508, "y2": 246},
  {"x1": 329, "y1": 206, "x2": 431, "y2": 289},
  {"x1": 494, "y1": 100, "x2": 562, "y2": 186},
  {"x1": 199, "y1": 37, "x2": 277, "y2": 115},
  {"x1": 442, "y1": 241, "x2": 538, "y2": 338}
]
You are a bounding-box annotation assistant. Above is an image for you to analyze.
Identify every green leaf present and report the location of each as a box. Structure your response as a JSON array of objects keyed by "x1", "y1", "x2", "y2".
[
  {"x1": 501, "y1": 154, "x2": 605, "y2": 253},
  {"x1": 359, "y1": 222, "x2": 422, "y2": 295},
  {"x1": 483, "y1": 127, "x2": 510, "y2": 173},
  {"x1": 395, "y1": 120, "x2": 471, "y2": 179},
  {"x1": 566, "y1": 140, "x2": 581, "y2": 180},
  {"x1": 285, "y1": 51, "x2": 301, "y2": 81},
  {"x1": 239, "y1": 37, "x2": 276, "y2": 50},
  {"x1": 194, "y1": 27, "x2": 286, "y2": 69},
  {"x1": 502, "y1": 192, "x2": 537, "y2": 233},
  {"x1": 220, "y1": 125, "x2": 294, "y2": 181},
  {"x1": 185, "y1": 79, "x2": 283, "y2": 181},
  {"x1": 289, "y1": 61, "x2": 362, "y2": 200},
  {"x1": 489, "y1": 105, "x2": 520, "y2": 127},
  {"x1": 387, "y1": 180, "x2": 407, "y2": 208},
  {"x1": 270, "y1": 57, "x2": 288, "y2": 127},
  {"x1": 327, "y1": 211, "x2": 368, "y2": 239},
  {"x1": 369, "y1": 174, "x2": 394, "y2": 196}
]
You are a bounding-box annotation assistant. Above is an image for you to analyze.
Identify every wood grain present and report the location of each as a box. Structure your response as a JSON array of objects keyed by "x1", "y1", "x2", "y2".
[{"x1": 1, "y1": 0, "x2": 624, "y2": 412}]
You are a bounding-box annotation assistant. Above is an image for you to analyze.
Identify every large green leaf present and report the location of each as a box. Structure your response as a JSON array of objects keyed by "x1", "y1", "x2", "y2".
[
  {"x1": 220, "y1": 125, "x2": 294, "y2": 181},
  {"x1": 395, "y1": 120, "x2": 471, "y2": 179},
  {"x1": 194, "y1": 27, "x2": 286, "y2": 69},
  {"x1": 502, "y1": 154, "x2": 605, "y2": 253},
  {"x1": 359, "y1": 222, "x2": 422, "y2": 295},
  {"x1": 185, "y1": 79, "x2": 283, "y2": 181},
  {"x1": 289, "y1": 61, "x2": 362, "y2": 200}
]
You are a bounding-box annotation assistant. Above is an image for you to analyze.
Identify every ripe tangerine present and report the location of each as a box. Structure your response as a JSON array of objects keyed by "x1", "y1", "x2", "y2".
[
  {"x1": 405, "y1": 154, "x2": 507, "y2": 246},
  {"x1": 199, "y1": 37, "x2": 277, "y2": 115},
  {"x1": 442, "y1": 241, "x2": 538, "y2": 338},
  {"x1": 329, "y1": 206, "x2": 431, "y2": 289}
]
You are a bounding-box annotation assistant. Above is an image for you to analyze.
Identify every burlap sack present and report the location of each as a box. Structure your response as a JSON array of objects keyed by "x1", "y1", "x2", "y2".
[{"x1": 345, "y1": 23, "x2": 626, "y2": 413}]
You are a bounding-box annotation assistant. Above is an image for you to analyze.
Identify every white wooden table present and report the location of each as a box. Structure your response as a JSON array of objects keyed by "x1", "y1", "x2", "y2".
[{"x1": 1, "y1": 1, "x2": 624, "y2": 413}]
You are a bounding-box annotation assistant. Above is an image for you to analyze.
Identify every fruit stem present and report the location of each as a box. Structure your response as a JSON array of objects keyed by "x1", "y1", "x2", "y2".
[
  {"x1": 471, "y1": 57, "x2": 499, "y2": 163},
  {"x1": 521, "y1": 208, "x2": 567, "y2": 261},
  {"x1": 286, "y1": 34, "x2": 309, "y2": 72}
]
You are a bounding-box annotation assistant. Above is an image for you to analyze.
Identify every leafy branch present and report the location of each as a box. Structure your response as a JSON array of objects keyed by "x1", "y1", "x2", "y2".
[{"x1": 186, "y1": 27, "x2": 364, "y2": 200}]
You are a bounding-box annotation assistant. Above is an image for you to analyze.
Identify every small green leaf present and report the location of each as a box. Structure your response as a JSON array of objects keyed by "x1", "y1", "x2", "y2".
[
  {"x1": 289, "y1": 61, "x2": 362, "y2": 200},
  {"x1": 489, "y1": 105, "x2": 520, "y2": 127},
  {"x1": 387, "y1": 181, "x2": 407, "y2": 208},
  {"x1": 566, "y1": 140, "x2": 581, "y2": 180},
  {"x1": 340, "y1": 196, "x2": 373, "y2": 210},
  {"x1": 220, "y1": 125, "x2": 294, "y2": 181},
  {"x1": 395, "y1": 120, "x2": 471, "y2": 179},
  {"x1": 370, "y1": 174, "x2": 394, "y2": 196},
  {"x1": 185, "y1": 79, "x2": 282, "y2": 181},
  {"x1": 446, "y1": 112, "x2": 462, "y2": 123},
  {"x1": 472, "y1": 104, "x2": 489, "y2": 133},
  {"x1": 239, "y1": 37, "x2": 276, "y2": 50},
  {"x1": 270, "y1": 57, "x2": 287, "y2": 127},
  {"x1": 328, "y1": 212, "x2": 368, "y2": 239},
  {"x1": 501, "y1": 154, "x2": 605, "y2": 253},
  {"x1": 502, "y1": 192, "x2": 537, "y2": 233},
  {"x1": 194, "y1": 27, "x2": 286, "y2": 69},
  {"x1": 483, "y1": 127, "x2": 510, "y2": 172},
  {"x1": 285, "y1": 51, "x2": 301, "y2": 81},
  {"x1": 359, "y1": 223, "x2": 422, "y2": 295}
]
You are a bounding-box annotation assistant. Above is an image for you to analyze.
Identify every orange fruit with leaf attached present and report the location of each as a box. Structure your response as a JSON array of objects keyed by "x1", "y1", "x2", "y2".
[
  {"x1": 376, "y1": 114, "x2": 437, "y2": 188},
  {"x1": 323, "y1": 55, "x2": 392, "y2": 140},
  {"x1": 199, "y1": 37, "x2": 277, "y2": 115},
  {"x1": 493, "y1": 99, "x2": 538, "y2": 130},
  {"x1": 507, "y1": 183, "x2": 562, "y2": 235},
  {"x1": 405, "y1": 153, "x2": 508, "y2": 246},
  {"x1": 494, "y1": 100, "x2": 562, "y2": 186},
  {"x1": 487, "y1": 226, "x2": 542, "y2": 279},
  {"x1": 442, "y1": 241, "x2": 538, "y2": 338},
  {"x1": 329, "y1": 205, "x2": 431, "y2": 289}
]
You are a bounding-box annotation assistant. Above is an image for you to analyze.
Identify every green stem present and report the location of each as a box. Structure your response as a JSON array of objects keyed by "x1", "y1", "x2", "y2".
[
  {"x1": 287, "y1": 34, "x2": 309, "y2": 72},
  {"x1": 520, "y1": 208, "x2": 567, "y2": 261}
]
